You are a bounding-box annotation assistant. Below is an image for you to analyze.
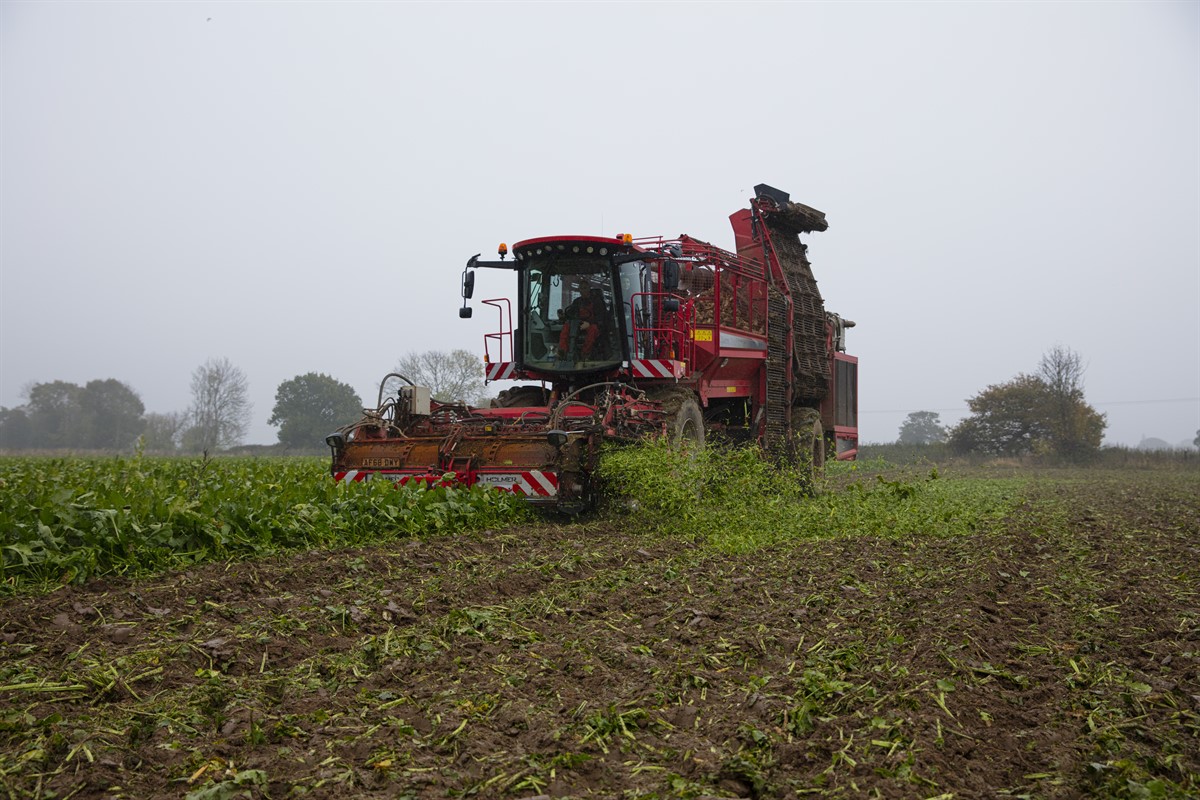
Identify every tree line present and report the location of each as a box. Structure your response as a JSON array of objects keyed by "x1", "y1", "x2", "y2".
[
  {"x1": 0, "y1": 350, "x2": 489, "y2": 454},
  {"x1": 0, "y1": 357, "x2": 263, "y2": 453},
  {"x1": 15, "y1": 345, "x2": 1124, "y2": 460}
]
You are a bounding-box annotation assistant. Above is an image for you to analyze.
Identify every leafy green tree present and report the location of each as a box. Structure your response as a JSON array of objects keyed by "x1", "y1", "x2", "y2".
[
  {"x1": 897, "y1": 411, "x2": 947, "y2": 445},
  {"x1": 183, "y1": 357, "x2": 251, "y2": 453},
  {"x1": 950, "y1": 347, "x2": 1105, "y2": 460},
  {"x1": 949, "y1": 374, "x2": 1053, "y2": 456},
  {"x1": 77, "y1": 379, "x2": 146, "y2": 450},
  {"x1": 0, "y1": 407, "x2": 33, "y2": 449},
  {"x1": 22, "y1": 381, "x2": 83, "y2": 448},
  {"x1": 269, "y1": 373, "x2": 363, "y2": 450},
  {"x1": 4, "y1": 380, "x2": 147, "y2": 451}
]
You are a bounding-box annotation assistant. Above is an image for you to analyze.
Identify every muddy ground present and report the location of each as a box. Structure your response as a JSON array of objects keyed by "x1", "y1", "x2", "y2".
[{"x1": 1, "y1": 469, "x2": 1197, "y2": 799}]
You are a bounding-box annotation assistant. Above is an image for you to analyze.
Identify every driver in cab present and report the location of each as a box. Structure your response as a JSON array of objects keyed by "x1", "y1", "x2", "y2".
[{"x1": 557, "y1": 282, "x2": 606, "y2": 362}]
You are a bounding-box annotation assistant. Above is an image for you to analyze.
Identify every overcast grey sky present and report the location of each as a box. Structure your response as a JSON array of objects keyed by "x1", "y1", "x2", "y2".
[{"x1": 2, "y1": 1, "x2": 1197, "y2": 447}]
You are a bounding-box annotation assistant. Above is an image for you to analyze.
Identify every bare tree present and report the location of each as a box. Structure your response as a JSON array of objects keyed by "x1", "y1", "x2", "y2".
[
  {"x1": 389, "y1": 349, "x2": 488, "y2": 405},
  {"x1": 183, "y1": 357, "x2": 251, "y2": 452},
  {"x1": 1038, "y1": 344, "x2": 1086, "y2": 399},
  {"x1": 1037, "y1": 345, "x2": 1103, "y2": 461}
]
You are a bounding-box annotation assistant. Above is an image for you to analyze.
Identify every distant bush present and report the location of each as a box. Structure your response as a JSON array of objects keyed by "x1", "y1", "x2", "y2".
[
  {"x1": 857, "y1": 441, "x2": 1198, "y2": 471},
  {"x1": 858, "y1": 442, "x2": 949, "y2": 465},
  {"x1": 1093, "y1": 445, "x2": 1199, "y2": 469}
]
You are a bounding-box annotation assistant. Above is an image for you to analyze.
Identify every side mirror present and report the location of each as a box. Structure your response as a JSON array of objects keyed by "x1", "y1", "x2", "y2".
[
  {"x1": 662, "y1": 260, "x2": 681, "y2": 293},
  {"x1": 460, "y1": 258, "x2": 477, "y2": 318}
]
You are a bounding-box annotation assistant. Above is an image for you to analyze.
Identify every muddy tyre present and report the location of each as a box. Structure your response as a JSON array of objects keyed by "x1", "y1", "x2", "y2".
[
  {"x1": 672, "y1": 397, "x2": 704, "y2": 451},
  {"x1": 653, "y1": 390, "x2": 704, "y2": 451},
  {"x1": 490, "y1": 386, "x2": 550, "y2": 408}
]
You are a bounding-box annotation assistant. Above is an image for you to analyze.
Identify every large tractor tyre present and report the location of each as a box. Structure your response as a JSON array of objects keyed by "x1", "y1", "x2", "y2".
[
  {"x1": 672, "y1": 397, "x2": 705, "y2": 451},
  {"x1": 490, "y1": 386, "x2": 550, "y2": 409},
  {"x1": 794, "y1": 407, "x2": 826, "y2": 494},
  {"x1": 653, "y1": 390, "x2": 705, "y2": 451}
]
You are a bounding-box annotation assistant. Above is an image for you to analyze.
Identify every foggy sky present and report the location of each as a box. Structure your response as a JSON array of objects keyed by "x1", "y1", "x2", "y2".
[{"x1": 2, "y1": 1, "x2": 1198, "y2": 447}]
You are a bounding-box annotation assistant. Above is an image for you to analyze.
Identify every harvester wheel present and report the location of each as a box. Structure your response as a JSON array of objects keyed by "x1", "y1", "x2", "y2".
[
  {"x1": 654, "y1": 390, "x2": 704, "y2": 452},
  {"x1": 794, "y1": 407, "x2": 826, "y2": 493},
  {"x1": 674, "y1": 397, "x2": 705, "y2": 451},
  {"x1": 491, "y1": 386, "x2": 550, "y2": 408}
]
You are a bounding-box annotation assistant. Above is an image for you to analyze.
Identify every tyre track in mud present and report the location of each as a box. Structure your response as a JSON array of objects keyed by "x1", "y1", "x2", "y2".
[
  {"x1": 0, "y1": 519, "x2": 712, "y2": 798},
  {"x1": 0, "y1": 518, "x2": 683, "y2": 684}
]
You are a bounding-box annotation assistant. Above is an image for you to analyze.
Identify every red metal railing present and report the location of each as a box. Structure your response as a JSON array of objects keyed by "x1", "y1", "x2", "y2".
[
  {"x1": 628, "y1": 292, "x2": 695, "y2": 365},
  {"x1": 482, "y1": 298, "x2": 512, "y2": 363}
]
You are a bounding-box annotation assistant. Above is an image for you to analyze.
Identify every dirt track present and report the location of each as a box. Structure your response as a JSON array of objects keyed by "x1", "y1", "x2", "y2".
[{"x1": 1, "y1": 470, "x2": 1197, "y2": 798}]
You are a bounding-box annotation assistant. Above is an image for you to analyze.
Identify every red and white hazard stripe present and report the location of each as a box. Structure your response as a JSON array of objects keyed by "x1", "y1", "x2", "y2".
[
  {"x1": 631, "y1": 359, "x2": 682, "y2": 379},
  {"x1": 475, "y1": 471, "x2": 559, "y2": 497},
  {"x1": 486, "y1": 362, "x2": 516, "y2": 381},
  {"x1": 336, "y1": 469, "x2": 558, "y2": 497}
]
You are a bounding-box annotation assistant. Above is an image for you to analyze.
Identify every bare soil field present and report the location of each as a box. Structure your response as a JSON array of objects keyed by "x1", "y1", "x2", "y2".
[{"x1": 1, "y1": 467, "x2": 1197, "y2": 798}]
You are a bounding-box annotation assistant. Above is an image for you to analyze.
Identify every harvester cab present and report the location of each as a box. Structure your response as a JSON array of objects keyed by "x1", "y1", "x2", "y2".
[
  {"x1": 330, "y1": 184, "x2": 858, "y2": 512},
  {"x1": 461, "y1": 235, "x2": 676, "y2": 381}
]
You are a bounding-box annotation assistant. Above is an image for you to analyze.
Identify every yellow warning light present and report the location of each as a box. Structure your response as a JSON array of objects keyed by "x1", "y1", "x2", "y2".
[
  {"x1": 498, "y1": 243, "x2": 508, "y2": 257},
  {"x1": 622, "y1": 233, "x2": 633, "y2": 244}
]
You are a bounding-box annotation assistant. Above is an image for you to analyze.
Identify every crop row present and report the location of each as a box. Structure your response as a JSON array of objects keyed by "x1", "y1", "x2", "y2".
[
  {"x1": 1, "y1": 443, "x2": 1026, "y2": 593},
  {"x1": 0, "y1": 455, "x2": 525, "y2": 591}
]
